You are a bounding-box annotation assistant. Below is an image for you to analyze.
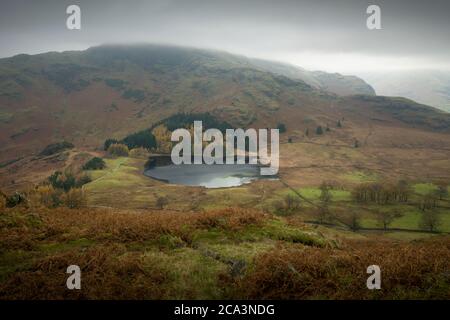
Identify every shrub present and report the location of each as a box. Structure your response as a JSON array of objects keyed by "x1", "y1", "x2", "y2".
[
  {"x1": 129, "y1": 147, "x2": 150, "y2": 159},
  {"x1": 5, "y1": 192, "x2": 28, "y2": 208},
  {"x1": 122, "y1": 89, "x2": 145, "y2": 102},
  {"x1": 284, "y1": 194, "x2": 301, "y2": 211},
  {"x1": 345, "y1": 211, "x2": 361, "y2": 231},
  {"x1": 155, "y1": 196, "x2": 169, "y2": 209},
  {"x1": 107, "y1": 143, "x2": 129, "y2": 157},
  {"x1": 39, "y1": 141, "x2": 74, "y2": 156},
  {"x1": 276, "y1": 123, "x2": 286, "y2": 133},
  {"x1": 104, "y1": 139, "x2": 119, "y2": 151},
  {"x1": 37, "y1": 185, "x2": 63, "y2": 208},
  {"x1": 273, "y1": 194, "x2": 300, "y2": 214},
  {"x1": 316, "y1": 126, "x2": 323, "y2": 135},
  {"x1": 83, "y1": 157, "x2": 106, "y2": 170},
  {"x1": 104, "y1": 79, "x2": 125, "y2": 90},
  {"x1": 64, "y1": 188, "x2": 87, "y2": 209}
]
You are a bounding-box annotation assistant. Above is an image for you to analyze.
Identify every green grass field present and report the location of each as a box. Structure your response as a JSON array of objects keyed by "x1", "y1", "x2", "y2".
[{"x1": 82, "y1": 157, "x2": 450, "y2": 236}]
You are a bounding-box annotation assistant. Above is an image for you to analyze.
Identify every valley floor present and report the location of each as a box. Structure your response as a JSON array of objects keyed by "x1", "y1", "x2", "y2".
[
  {"x1": 1, "y1": 131, "x2": 450, "y2": 299},
  {"x1": 83, "y1": 155, "x2": 450, "y2": 235}
]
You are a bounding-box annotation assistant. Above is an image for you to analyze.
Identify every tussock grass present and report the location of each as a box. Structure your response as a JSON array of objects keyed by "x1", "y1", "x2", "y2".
[
  {"x1": 1, "y1": 206, "x2": 449, "y2": 299},
  {"x1": 234, "y1": 238, "x2": 450, "y2": 299}
]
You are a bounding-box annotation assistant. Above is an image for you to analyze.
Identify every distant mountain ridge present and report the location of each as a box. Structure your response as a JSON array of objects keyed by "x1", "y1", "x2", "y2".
[
  {"x1": 360, "y1": 70, "x2": 450, "y2": 113},
  {"x1": 245, "y1": 58, "x2": 376, "y2": 96}
]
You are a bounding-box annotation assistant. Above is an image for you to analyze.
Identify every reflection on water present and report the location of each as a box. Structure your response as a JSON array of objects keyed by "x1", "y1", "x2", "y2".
[{"x1": 144, "y1": 157, "x2": 272, "y2": 188}]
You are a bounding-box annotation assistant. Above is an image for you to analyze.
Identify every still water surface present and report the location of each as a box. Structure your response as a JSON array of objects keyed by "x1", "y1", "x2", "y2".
[{"x1": 144, "y1": 157, "x2": 270, "y2": 188}]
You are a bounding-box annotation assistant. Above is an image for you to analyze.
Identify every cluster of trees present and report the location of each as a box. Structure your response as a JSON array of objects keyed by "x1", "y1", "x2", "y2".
[
  {"x1": 48, "y1": 171, "x2": 91, "y2": 192},
  {"x1": 36, "y1": 171, "x2": 88, "y2": 208},
  {"x1": 82, "y1": 157, "x2": 106, "y2": 170},
  {"x1": 374, "y1": 210, "x2": 402, "y2": 231},
  {"x1": 122, "y1": 130, "x2": 157, "y2": 150},
  {"x1": 104, "y1": 130, "x2": 156, "y2": 154},
  {"x1": 418, "y1": 193, "x2": 439, "y2": 211},
  {"x1": 152, "y1": 125, "x2": 172, "y2": 154},
  {"x1": 351, "y1": 181, "x2": 410, "y2": 204},
  {"x1": 103, "y1": 113, "x2": 234, "y2": 156},
  {"x1": 419, "y1": 208, "x2": 441, "y2": 232},
  {"x1": 351, "y1": 180, "x2": 448, "y2": 232},
  {"x1": 315, "y1": 180, "x2": 448, "y2": 233},
  {"x1": 416, "y1": 185, "x2": 448, "y2": 232},
  {"x1": 152, "y1": 112, "x2": 232, "y2": 133},
  {"x1": 43, "y1": 170, "x2": 90, "y2": 208},
  {"x1": 103, "y1": 114, "x2": 351, "y2": 155},
  {"x1": 34, "y1": 185, "x2": 86, "y2": 209},
  {"x1": 1, "y1": 184, "x2": 87, "y2": 210}
]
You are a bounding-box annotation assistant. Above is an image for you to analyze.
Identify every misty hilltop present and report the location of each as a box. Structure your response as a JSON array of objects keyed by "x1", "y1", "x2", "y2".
[
  {"x1": 0, "y1": 44, "x2": 449, "y2": 162},
  {"x1": 361, "y1": 70, "x2": 450, "y2": 113},
  {"x1": 0, "y1": 44, "x2": 375, "y2": 97}
]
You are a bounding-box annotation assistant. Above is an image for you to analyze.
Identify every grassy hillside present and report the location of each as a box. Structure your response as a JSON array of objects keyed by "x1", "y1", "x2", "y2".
[
  {"x1": 1, "y1": 206, "x2": 448, "y2": 299},
  {"x1": 1, "y1": 44, "x2": 449, "y2": 167}
]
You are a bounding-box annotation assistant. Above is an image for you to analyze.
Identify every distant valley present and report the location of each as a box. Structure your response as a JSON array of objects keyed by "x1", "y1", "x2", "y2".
[{"x1": 360, "y1": 70, "x2": 450, "y2": 113}]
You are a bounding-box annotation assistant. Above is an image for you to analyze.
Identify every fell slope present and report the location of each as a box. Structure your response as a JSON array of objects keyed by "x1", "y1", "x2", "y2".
[{"x1": 0, "y1": 44, "x2": 449, "y2": 165}]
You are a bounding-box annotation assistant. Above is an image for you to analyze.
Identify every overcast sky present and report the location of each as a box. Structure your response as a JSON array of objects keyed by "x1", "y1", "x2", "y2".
[{"x1": 1, "y1": 0, "x2": 449, "y2": 74}]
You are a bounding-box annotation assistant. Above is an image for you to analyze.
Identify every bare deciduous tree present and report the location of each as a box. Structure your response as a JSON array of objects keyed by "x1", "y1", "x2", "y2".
[
  {"x1": 375, "y1": 210, "x2": 402, "y2": 231},
  {"x1": 419, "y1": 209, "x2": 441, "y2": 232},
  {"x1": 156, "y1": 196, "x2": 169, "y2": 209}
]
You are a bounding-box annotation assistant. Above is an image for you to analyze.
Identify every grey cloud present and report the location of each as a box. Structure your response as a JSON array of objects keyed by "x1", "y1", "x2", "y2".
[{"x1": 0, "y1": 0, "x2": 449, "y2": 72}]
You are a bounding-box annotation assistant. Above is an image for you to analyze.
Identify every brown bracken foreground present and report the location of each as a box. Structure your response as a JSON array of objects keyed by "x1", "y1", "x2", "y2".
[{"x1": 0, "y1": 205, "x2": 449, "y2": 300}]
